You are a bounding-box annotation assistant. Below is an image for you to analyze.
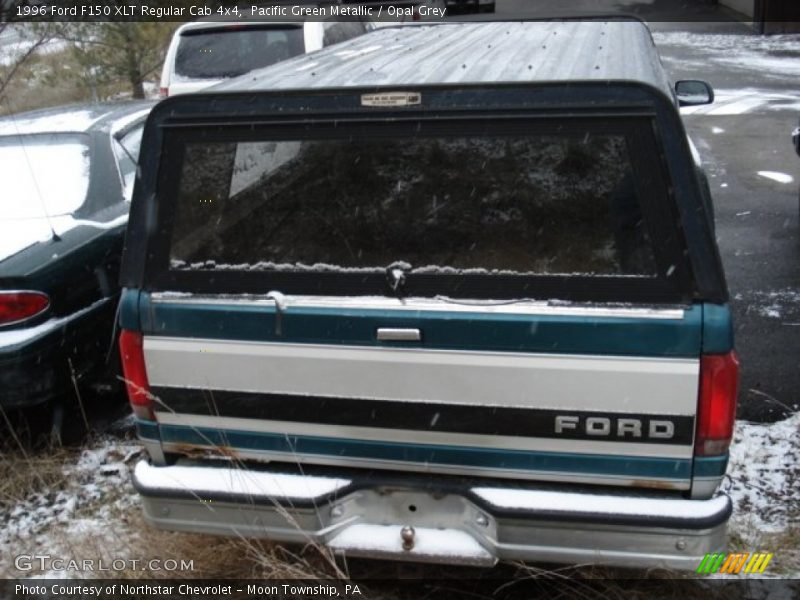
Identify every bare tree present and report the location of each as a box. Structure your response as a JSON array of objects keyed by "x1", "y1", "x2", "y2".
[
  {"x1": 54, "y1": 22, "x2": 175, "y2": 99},
  {"x1": 0, "y1": 1, "x2": 55, "y2": 101}
]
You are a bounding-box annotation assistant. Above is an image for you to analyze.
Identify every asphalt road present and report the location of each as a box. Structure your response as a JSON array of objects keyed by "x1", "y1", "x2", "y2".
[
  {"x1": 656, "y1": 30, "x2": 800, "y2": 421},
  {"x1": 448, "y1": 2, "x2": 800, "y2": 421}
]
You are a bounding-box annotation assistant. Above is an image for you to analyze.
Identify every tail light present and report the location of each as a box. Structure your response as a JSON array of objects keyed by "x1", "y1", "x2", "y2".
[
  {"x1": 412, "y1": 7, "x2": 421, "y2": 20},
  {"x1": 0, "y1": 291, "x2": 50, "y2": 326},
  {"x1": 695, "y1": 351, "x2": 739, "y2": 456},
  {"x1": 119, "y1": 329, "x2": 154, "y2": 420},
  {"x1": 159, "y1": 87, "x2": 169, "y2": 98}
]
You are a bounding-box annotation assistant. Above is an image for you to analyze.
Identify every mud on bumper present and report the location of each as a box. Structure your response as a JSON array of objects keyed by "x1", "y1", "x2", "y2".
[{"x1": 133, "y1": 460, "x2": 731, "y2": 570}]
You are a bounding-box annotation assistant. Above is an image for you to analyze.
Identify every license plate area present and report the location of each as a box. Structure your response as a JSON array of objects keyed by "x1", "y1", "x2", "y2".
[{"x1": 326, "y1": 488, "x2": 498, "y2": 566}]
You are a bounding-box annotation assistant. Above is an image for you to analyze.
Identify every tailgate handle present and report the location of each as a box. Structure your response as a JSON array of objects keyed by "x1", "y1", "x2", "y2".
[{"x1": 377, "y1": 328, "x2": 421, "y2": 342}]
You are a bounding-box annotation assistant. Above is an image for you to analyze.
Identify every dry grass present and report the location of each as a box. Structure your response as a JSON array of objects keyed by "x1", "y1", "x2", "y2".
[
  {"x1": 0, "y1": 447, "x2": 70, "y2": 509},
  {"x1": 109, "y1": 511, "x2": 351, "y2": 580},
  {"x1": 767, "y1": 526, "x2": 800, "y2": 575},
  {"x1": 728, "y1": 525, "x2": 800, "y2": 576},
  {"x1": 0, "y1": 407, "x2": 72, "y2": 509}
]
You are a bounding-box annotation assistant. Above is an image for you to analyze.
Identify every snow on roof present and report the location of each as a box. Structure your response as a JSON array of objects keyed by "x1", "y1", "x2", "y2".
[
  {"x1": 110, "y1": 107, "x2": 153, "y2": 137},
  {"x1": 0, "y1": 109, "x2": 111, "y2": 137},
  {"x1": 213, "y1": 20, "x2": 672, "y2": 96},
  {"x1": 0, "y1": 102, "x2": 154, "y2": 137}
]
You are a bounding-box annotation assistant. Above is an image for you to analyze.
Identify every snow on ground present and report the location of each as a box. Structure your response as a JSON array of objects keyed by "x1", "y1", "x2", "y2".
[
  {"x1": 0, "y1": 437, "x2": 142, "y2": 577},
  {"x1": 735, "y1": 289, "x2": 800, "y2": 324},
  {"x1": 724, "y1": 414, "x2": 800, "y2": 540},
  {"x1": 757, "y1": 171, "x2": 794, "y2": 185},
  {"x1": 653, "y1": 32, "x2": 800, "y2": 79},
  {"x1": 680, "y1": 88, "x2": 800, "y2": 116}
]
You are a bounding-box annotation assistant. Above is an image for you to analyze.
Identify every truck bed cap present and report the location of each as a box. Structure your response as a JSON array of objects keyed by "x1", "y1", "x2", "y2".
[{"x1": 212, "y1": 20, "x2": 673, "y2": 98}]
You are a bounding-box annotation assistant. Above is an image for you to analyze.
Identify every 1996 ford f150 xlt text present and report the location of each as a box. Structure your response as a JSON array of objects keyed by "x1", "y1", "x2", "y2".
[{"x1": 118, "y1": 19, "x2": 738, "y2": 569}]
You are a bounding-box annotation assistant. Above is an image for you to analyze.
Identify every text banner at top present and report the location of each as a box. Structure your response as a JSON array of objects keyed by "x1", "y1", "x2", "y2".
[
  {"x1": 6, "y1": 0, "x2": 794, "y2": 23},
  {"x1": 4, "y1": 0, "x2": 451, "y2": 22}
]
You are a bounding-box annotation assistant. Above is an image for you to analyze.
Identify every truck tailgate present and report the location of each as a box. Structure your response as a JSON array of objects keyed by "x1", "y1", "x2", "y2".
[{"x1": 141, "y1": 295, "x2": 702, "y2": 491}]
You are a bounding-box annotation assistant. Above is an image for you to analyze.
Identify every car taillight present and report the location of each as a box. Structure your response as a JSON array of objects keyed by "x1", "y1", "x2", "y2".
[
  {"x1": 159, "y1": 87, "x2": 169, "y2": 98},
  {"x1": 412, "y1": 7, "x2": 421, "y2": 20},
  {"x1": 0, "y1": 291, "x2": 50, "y2": 326},
  {"x1": 695, "y1": 351, "x2": 739, "y2": 456},
  {"x1": 119, "y1": 329, "x2": 154, "y2": 420}
]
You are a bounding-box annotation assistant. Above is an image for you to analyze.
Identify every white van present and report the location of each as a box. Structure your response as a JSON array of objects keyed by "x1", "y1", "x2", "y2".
[{"x1": 159, "y1": 20, "x2": 372, "y2": 97}]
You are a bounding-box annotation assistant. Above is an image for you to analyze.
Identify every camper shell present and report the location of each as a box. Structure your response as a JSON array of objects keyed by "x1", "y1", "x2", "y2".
[{"x1": 120, "y1": 20, "x2": 737, "y2": 570}]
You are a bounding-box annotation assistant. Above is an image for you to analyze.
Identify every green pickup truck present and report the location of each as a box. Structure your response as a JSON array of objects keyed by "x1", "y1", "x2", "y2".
[{"x1": 119, "y1": 19, "x2": 738, "y2": 569}]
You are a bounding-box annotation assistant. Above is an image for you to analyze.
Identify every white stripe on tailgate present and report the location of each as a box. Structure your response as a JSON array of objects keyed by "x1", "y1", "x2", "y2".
[
  {"x1": 143, "y1": 337, "x2": 699, "y2": 415},
  {"x1": 155, "y1": 412, "x2": 693, "y2": 459}
]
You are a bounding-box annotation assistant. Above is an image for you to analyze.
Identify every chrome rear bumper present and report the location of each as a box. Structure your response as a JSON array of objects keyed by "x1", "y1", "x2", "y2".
[{"x1": 133, "y1": 460, "x2": 730, "y2": 570}]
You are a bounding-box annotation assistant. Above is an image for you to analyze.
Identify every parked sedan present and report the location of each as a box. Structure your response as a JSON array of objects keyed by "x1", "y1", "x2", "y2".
[{"x1": 0, "y1": 102, "x2": 153, "y2": 438}]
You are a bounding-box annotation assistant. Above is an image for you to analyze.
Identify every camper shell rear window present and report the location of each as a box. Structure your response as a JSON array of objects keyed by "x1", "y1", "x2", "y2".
[{"x1": 149, "y1": 117, "x2": 692, "y2": 302}]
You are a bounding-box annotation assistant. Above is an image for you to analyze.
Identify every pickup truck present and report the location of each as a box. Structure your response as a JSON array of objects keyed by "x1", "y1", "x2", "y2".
[{"x1": 120, "y1": 19, "x2": 738, "y2": 570}]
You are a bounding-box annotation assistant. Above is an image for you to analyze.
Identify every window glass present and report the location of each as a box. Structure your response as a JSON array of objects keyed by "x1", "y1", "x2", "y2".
[
  {"x1": 323, "y1": 21, "x2": 366, "y2": 46},
  {"x1": 114, "y1": 124, "x2": 144, "y2": 202},
  {"x1": 176, "y1": 27, "x2": 305, "y2": 79},
  {"x1": 0, "y1": 135, "x2": 90, "y2": 219},
  {"x1": 169, "y1": 131, "x2": 658, "y2": 277}
]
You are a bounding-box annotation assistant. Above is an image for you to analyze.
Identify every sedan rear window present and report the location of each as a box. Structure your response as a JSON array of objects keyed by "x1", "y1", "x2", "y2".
[
  {"x1": 175, "y1": 26, "x2": 305, "y2": 79},
  {"x1": 113, "y1": 124, "x2": 144, "y2": 202},
  {"x1": 0, "y1": 135, "x2": 90, "y2": 220},
  {"x1": 168, "y1": 128, "x2": 658, "y2": 278}
]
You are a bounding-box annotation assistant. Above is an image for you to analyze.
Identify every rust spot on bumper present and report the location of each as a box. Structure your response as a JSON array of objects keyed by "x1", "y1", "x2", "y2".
[
  {"x1": 168, "y1": 443, "x2": 241, "y2": 461},
  {"x1": 630, "y1": 479, "x2": 681, "y2": 491}
]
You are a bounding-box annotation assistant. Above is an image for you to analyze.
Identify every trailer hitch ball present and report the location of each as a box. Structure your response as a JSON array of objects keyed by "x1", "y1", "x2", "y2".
[{"x1": 401, "y1": 525, "x2": 415, "y2": 551}]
